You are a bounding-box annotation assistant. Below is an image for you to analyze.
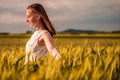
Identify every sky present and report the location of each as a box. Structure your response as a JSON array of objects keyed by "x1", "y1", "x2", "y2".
[{"x1": 0, "y1": 0, "x2": 120, "y2": 33}]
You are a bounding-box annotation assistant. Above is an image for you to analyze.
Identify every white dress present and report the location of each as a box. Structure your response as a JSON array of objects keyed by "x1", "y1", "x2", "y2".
[{"x1": 25, "y1": 30, "x2": 48, "y2": 62}]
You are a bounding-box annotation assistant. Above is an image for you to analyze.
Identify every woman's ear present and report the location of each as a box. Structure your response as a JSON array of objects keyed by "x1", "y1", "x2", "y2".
[{"x1": 37, "y1": 15, "x2": 41, "y2": 20}]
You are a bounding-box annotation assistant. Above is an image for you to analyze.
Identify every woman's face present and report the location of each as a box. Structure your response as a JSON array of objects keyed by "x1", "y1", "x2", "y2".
[{"x1": 26, "y1": 9, "x2": 39, "y2": 28}]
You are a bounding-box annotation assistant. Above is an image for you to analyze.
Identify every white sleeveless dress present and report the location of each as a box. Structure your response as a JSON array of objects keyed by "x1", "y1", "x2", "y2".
[{"x1": 25, "y1": 30, "x2": 48, "y2": 62}]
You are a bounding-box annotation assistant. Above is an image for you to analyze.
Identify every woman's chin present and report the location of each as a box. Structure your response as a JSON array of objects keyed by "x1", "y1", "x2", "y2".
[{"x1": 29, "y1": 26, "x2": 34, "y2": 28}]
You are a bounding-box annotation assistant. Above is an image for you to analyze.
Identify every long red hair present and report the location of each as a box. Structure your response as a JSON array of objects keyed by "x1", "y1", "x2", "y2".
[{"x1": 27, "y1": 3, "x2": 56, "y2": 36}]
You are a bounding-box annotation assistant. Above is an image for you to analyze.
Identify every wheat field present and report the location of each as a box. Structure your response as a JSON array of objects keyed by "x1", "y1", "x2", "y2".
[{"x1": 0, "y1": 33, "x2": 120, "y2": 80}]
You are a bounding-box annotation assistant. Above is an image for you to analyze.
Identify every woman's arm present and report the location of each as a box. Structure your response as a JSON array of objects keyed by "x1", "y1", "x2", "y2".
[{"x1": 40, "y1": 31, "x2": 61, "y2": 60}]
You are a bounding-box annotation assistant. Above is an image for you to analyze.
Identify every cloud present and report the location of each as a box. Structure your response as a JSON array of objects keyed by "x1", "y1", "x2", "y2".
[
  {"x1": 0, "y1": 12, "x2": 25, "y2": 24},
  {"x1": 0, "y1": 0, "x2": 120, "y2": 33},
  {"x1": 45, "y1": 0, "x2": 120, "y2": 22},
  {"x1": 0, "y1": 22, "x2": 33, "y2": 33}
]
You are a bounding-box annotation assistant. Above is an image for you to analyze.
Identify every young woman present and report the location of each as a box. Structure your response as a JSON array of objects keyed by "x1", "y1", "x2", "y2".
[{"x1": 25, "y1": 3, "x2": 61, "y2": 64}]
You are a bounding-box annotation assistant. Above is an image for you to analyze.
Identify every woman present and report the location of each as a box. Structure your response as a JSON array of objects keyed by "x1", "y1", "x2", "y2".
[{"x1": 25, "y1": 3, "x2": 61, "y2": 64}]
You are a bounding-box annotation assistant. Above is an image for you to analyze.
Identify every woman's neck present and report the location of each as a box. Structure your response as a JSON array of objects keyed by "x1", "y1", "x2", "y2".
[{"x1": 35, "y1": 24, "x2": 45, "y2": 31}]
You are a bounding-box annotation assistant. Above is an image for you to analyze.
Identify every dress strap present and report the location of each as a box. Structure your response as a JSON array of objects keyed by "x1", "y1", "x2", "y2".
[
  {"x1": 36, "y1": 30, "x2": 49, "y2": 39},
  {"x1": 40, "y1": 30, "x2": 48, "y2": 35}
]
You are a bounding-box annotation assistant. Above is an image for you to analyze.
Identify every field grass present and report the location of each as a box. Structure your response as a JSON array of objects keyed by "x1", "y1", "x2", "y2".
[{"x1": 0, "y1": 33, "x2": 120, "y2": 80}]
